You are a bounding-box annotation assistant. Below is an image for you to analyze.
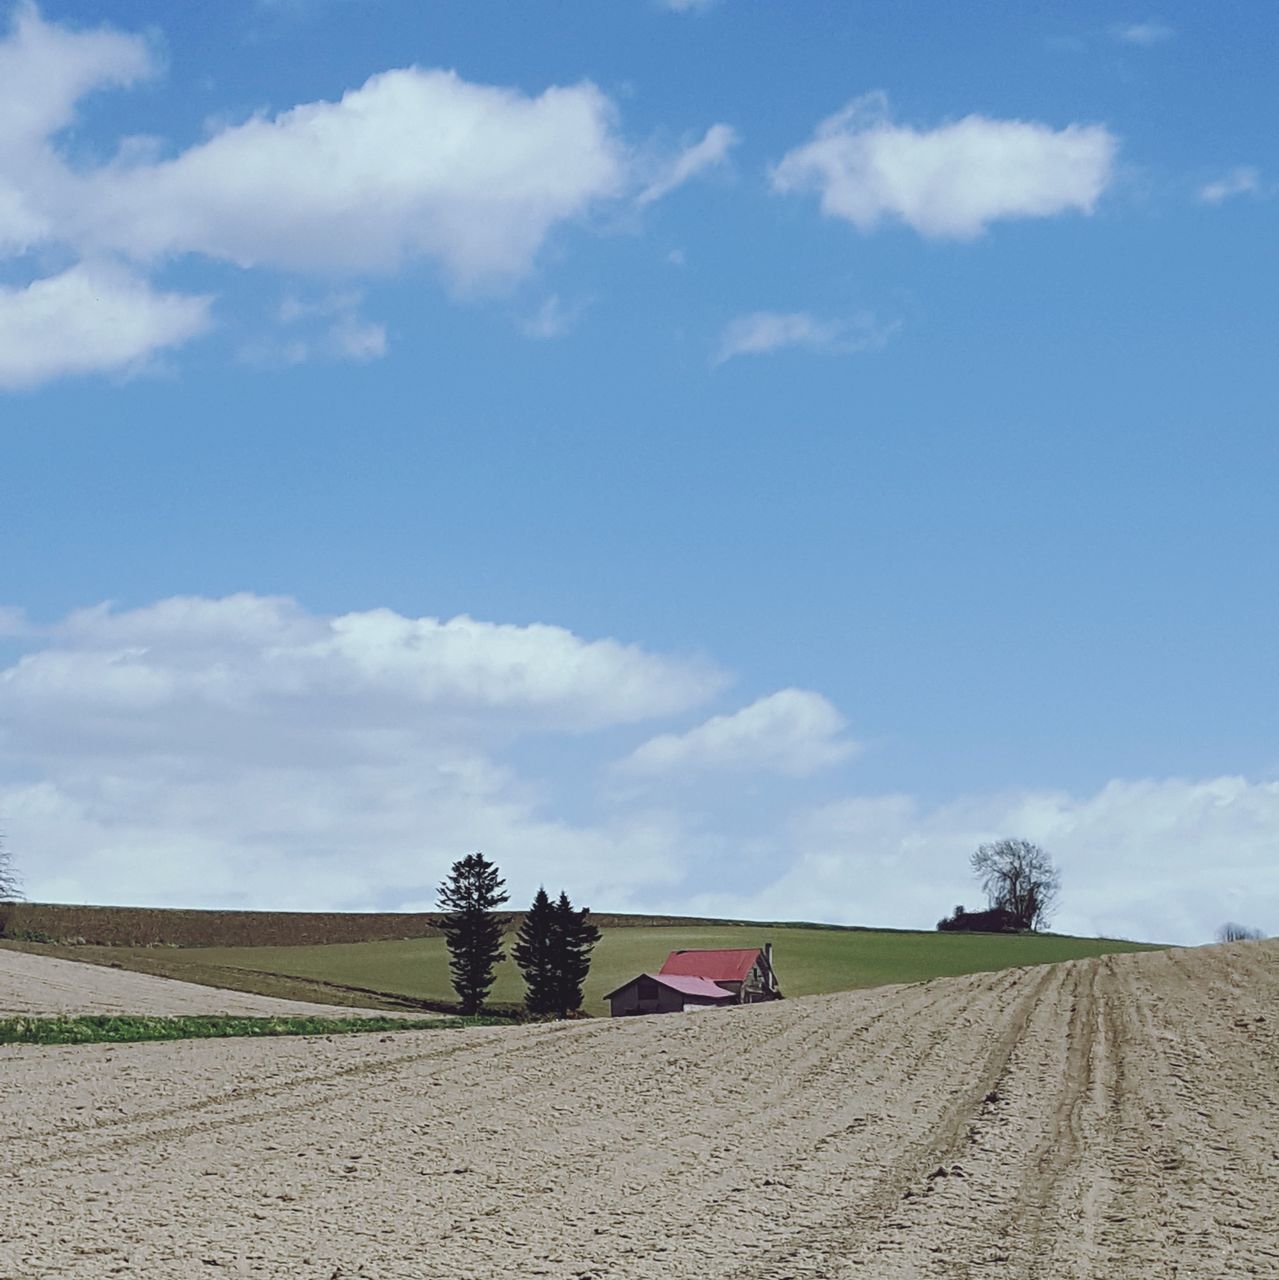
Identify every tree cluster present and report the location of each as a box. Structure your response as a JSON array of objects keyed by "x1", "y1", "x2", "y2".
[
  {"x1": 435, "y1": 852, "x2": 601, "y2": 1019},
  {"x1": 1216, "y1": 922, "x2": 1265, "y2": 943},
  {"x1": 512, "y1": 886, "x2": 602, "y2": 1018},
  {"x1": 939, "y1": 838, "x2": 1060, "y2": 933}
]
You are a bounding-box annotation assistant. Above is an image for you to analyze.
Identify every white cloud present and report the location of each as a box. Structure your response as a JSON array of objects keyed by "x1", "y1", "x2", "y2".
[
  {"x1": 713, "y1": 309, "x2": 896, "y2": 365},
  {"x1": 0, "y1": 4, "x2": 153, "y2": 256},
  {"x1": 1198, "y1": 166, "x2": 1260, "y2": 204},
  {"x1": 0, "y1": 263, "x2": 212, "y2": 390},
  {"x1": 77, "y1": 68, "x2": 626, "y2": 286},
  {"x1": 0, "y1": 594, "x2": 729, "y2": 912},
  {"x1": 1, "y1": 595, "x2": 725, "y2": 741},
  {"x1": 0, "y1": 7, "x2": 687, "y2": 388},
  {"x1": 659, "y1": 0, "x2": 717, "y2": 11},
  {"x1": 681, "y1": 775, "x2": 1279, "y2": 947},
  {"x1": 1, "y1": 593, "x2": 1275, "y2": 947},
  {"x1": 1111, "y1": 21, "x2": 1174, "y2": 46},
  {"x1": 637, "y1": 123, "x2": 738, "y2": 205},
  {"x1": 772, "y1": 92, "x2": 1117, "y2": 239},
  {"x1": 621, "y1": 690, "x2": 857, "y2": 778}
]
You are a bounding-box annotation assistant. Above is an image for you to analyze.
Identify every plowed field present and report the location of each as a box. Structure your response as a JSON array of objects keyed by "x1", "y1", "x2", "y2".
[
  {"x1": 0, "y1": 949, "x2": 393, "y2": 1019},
  {"x1": 2, "y1": 942, "x2": 1275, "y2": 1278}
]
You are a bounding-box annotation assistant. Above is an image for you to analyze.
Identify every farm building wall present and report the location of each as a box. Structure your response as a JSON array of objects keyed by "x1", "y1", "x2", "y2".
[{"x1": 608, "y1": 975, "x2": 688, "y2": 1017}]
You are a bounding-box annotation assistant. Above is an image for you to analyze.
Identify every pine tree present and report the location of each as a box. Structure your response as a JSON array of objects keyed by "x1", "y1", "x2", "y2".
[
  {"x1": 551, "y1": 891, "x2": 601, "y2": 1019},
  {"x1": 512, "y1": 887, "x2": 559, "y2": 1016},
  {"x1": 436, "y1": 852, "x2": 509, "y2": 1015}
]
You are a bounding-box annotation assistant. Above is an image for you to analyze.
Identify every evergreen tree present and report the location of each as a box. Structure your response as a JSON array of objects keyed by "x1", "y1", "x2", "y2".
[
  {"x1": 551, "y1": 891, "x2": 601, "y2": 1018},
  {"x1": 512, "y1": 887, "x2": 559, "y2": 1016},
  {"x1": 436, "y1": 852, "x2": 509, "y2": 1015}
]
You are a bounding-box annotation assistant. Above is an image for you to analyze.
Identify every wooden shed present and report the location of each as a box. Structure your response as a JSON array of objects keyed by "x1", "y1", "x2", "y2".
[{"x1": 604, "y1": 972, "x2": 737, "y2": 1017}]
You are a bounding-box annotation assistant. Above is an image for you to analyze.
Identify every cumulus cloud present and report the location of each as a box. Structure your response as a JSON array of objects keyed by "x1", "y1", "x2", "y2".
[
  {"x1": 1, "y1": 592, "x2": 1275, "y2": 946},
  {"x1": 772, "y1": 92, "x2": 1117, "y2": 239},
  {"x1": 637, "y1": 123, "x2": 738, "y2": 205},
  {"x1": 0, "y1": 6, "x2": 716, "y2": 388},
  {"x1": 0, "y1": 3, "x2": 153, "y2": 256},
  {"x1": 680, "y1": 776, "x2": 1279, "y2": 947},
  {"x1": 1198, "y1": 166, "x2": 1260, "y2": 204},
  {"x1": 0, "y1": 594, "x2": 726, "y2": 912},
  {"x1": 1111, "y1": 21, "x2": 1174, "y2": 46},
  {"x1": 78, "y1": 68, "x2": 626, "y2": 285},
  {"x1": 621, "y1": 690, "x2": 857, "y2": 778},
  {"x1": 1, "y1": 595, "x2": 725, "y2": 743},
  {"x1": 713, "y1": 310, "x2": 896, "y2": 365},
  {"x1": 0, "y1": 263, "x2": 212, "y2": 389}
]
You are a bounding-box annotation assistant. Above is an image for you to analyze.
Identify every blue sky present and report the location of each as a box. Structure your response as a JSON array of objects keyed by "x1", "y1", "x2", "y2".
[{"x1": 2, "y1": 0, "x2": 1276, "y2": 944}]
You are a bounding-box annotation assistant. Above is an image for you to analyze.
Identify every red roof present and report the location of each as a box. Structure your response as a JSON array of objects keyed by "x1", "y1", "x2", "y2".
[{"x1": 659, "y1": 948, "x2": 762, "y2": 983}]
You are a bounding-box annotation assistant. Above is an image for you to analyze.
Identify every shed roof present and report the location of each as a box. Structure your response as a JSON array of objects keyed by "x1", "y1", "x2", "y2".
[
  {"x1": 659, "y1": 948, "x2": 763, "y2": 983},
  {"x1": 603, "y1": 972, "x2": 735, "y2": 1002}
]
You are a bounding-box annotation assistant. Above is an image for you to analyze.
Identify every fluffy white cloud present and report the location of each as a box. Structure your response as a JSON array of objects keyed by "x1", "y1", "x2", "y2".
[
  {"x1": 0, "y1": 263, "x2": 212, "y2": 389},
  {"x1": 1, "y1": 593, "x2": 1275, "y2": 946},
  {"x1": 1199, "y1": 166, "x2": 1260, "y2": 204},
  {"x1": 0, "y1": 594, "x2": 726, "y2": 912},
  {"x1": 1111, "y1": 21, "x2": 1173, "y2": 46},
  {"x1": 1, "y1": 595, "x2": 725, "y2": 744},
  {"x1": 637, "y1": 123, "x2": 738, "y2": 205},
  {"x1": 681, "y1": 776, "x2": 1279, "y2": 947},
  {"x1": 0, "y1": 3, "x2": 153, "y2": 255},
  {"x1": 772, "y1": 92, "x2": 1117, "y2": 239},
  {"x1": 713, "y1": 309, "x2": 896, "y2": 365},
  {"x1": 78, "y1": 68, "x2": 626, "y2": 285},
  {"x1": 0, "y1": 7, "x2": 724, "y2": 388},
  {"x1": 621, "y1": 690, "x2": 857, "y2": 778}
]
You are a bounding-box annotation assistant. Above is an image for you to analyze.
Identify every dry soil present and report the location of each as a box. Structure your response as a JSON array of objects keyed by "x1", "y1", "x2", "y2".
[
  {"x1": 0, "y1": 948, "x2": 394, "y2": 1019},
  {"x1": 2, "y1": 941, "x2": 1276, "y2": 1278}
]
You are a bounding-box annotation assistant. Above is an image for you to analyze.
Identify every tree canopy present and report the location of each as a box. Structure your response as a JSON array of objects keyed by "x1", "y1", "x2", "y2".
[
  {"x1": 513, "y1": 887, "x2": 601, "y2": 1018},
  {"x1": 436, "y1": 852, "x2": 509, "y2": 1015},
  {"x1": 970, "y1": 838, "x2": 1060, "y2": 932}
]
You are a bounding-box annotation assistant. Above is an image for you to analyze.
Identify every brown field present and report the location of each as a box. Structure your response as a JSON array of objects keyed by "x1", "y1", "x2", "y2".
[
  {"x1": 0, "y1": 901, "x2": 764, "y2": 948},
  {"x1": 2, "y1": 940, "x2": 1275, "y2": 1278}
]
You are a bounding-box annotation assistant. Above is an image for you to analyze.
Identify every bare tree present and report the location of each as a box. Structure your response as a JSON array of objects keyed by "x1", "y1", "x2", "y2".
[
  {"x1": 0, "y1": 834, "x2": 20, "y2": 937},
  {"x1": 1216, "y1": 922, "x2": 1264, "y2": 943},
  {"x1": 970, "y1": 838, "x2": 1060, "y2": 932},
  {"x1": 0, "y1": 834, "x2": 19, "y2": 902}
]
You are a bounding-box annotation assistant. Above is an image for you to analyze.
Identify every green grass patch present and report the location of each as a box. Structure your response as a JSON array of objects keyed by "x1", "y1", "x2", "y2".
[
  {"x1": 43, "y1": 924, "x2": 1165, "y2": 1017},
  {"x1": 0, "y1": 1012, "x2": 490, "y2": 1046}
]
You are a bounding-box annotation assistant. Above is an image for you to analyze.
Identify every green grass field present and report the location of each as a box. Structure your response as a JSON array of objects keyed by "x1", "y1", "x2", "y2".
[{"x1": 22, "y1": 924, "x2": 1164, "y2": 1017}]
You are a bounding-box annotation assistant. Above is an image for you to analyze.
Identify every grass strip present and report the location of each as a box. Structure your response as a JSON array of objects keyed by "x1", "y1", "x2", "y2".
[{"x1": 0, "y1": 1013, "x2": 501, "y2": 1046}]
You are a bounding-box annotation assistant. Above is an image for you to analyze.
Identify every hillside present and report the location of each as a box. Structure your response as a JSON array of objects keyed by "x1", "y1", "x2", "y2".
[
  {"x1": 2, "y1": 904, "x2": 1163, "y2": 1015},
  {"x1": 2, "y1": 940, "x2": 1273, "y2": 1277}
]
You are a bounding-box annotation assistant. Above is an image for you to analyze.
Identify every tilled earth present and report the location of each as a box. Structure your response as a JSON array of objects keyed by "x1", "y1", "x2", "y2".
[
  {"x1": 2, "y1": 941, "x2": 1275, "y2": 1278},
  {"x1": 0, "y1": 948, "x2": 393, "y2": 1019}
]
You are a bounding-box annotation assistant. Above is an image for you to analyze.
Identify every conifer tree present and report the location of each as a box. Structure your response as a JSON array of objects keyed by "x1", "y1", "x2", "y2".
[
  {"x1": 436, "y1": 852, "x2": 509, "y2": 1015},
  {"x1": 512, "y1": 886, "x2": 558, "y2": 1015},
  {"x1": 551, "y1": 891, "x2": 601, "y2": 1018}
]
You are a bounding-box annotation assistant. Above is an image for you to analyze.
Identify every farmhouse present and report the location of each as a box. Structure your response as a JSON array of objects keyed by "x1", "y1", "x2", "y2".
[{"x1": 605, "y1": 944, "x2": 782, "y2": 1017}]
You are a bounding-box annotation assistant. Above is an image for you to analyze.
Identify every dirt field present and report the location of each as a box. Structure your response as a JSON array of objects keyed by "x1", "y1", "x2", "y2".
[
  {"x1": 2, "y1": 942, "x2": 1275, "y2": 1278},
  {"x1": 0, "y1": 949, "x2": 395, "y2": 1018}
]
